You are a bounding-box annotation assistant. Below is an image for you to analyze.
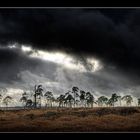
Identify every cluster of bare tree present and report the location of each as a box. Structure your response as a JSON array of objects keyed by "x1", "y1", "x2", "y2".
[{"x1": 0, "y1": 85, "x2": 140, "y2": 108}]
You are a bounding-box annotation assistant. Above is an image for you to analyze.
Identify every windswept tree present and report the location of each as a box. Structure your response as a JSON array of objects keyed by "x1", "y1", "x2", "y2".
[
  {"x1": 97, "y1": 96, "x2": 108, "y2": 107},
  {"x1": 34, "y1": 85, "x2": 43, "y2": 108},
  {"x1": 63, "y1": 91, "x2": 71, "y2": 107},
  {"x1": 20, "y1": 96, "x2": 27, "y2": 108},
  {"x1": 57, "y1": 94, "x2": 65, "y2": 107},
  {"x1": 44, "y1": 91, "x2": 54, "y2": 107},
  {"x1": 122, "y1": 95, "x2": 133, "y2": 106},
  {"x1": 108, "y1": 93, "x2": 119, "y2": 107},
  {"x1": 72, "y1": 86, "x2": 79, "y2": 107},
  {"x1": 85, "y1": 92, "x2": 95, "y2": 108},
  {"x1": 65, "y1": 93, "x2": 74, "y2": 108},
  {"x1": 80, "y1": 90, "x2": 86, "y2": 107},
  {"x1": 3, "y1": 96, "x2": 12, "y2": 109},
  {"x1": 20, "y1": 92, "x2": 28, "y2": 108},
  {"x1": 107, "y1": 98, "x2": 114, "y2": 107},
  {"x1": 26, "y1": 99, "x2": 33, "y2": 108},
  {"x1": 20, "y1": 97, "x2": 27, "y2": 109}
]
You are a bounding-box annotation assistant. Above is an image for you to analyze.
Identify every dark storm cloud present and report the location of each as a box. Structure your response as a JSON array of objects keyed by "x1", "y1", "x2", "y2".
[
  {"x1": 0, "y1": 47, "x2": 57, "y2": 84},
  {"x1": 0, "y1": 9, "x2": 140, "y2": 76}
]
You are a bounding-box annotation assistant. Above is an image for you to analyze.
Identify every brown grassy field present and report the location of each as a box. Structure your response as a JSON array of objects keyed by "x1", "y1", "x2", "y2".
[{"x1": 0, "y1": 107, "x2": 140, "y2": 132}]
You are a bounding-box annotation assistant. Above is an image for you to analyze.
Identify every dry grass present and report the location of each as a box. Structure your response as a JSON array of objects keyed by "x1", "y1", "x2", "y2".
[{"x1": 0, "y1": 107, "x2": 140, "y2": 132}]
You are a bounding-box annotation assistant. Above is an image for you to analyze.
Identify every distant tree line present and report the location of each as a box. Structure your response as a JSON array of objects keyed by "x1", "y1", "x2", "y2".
[{"x1": 0, "y1": 85, "x2": 140, "y2": 109}]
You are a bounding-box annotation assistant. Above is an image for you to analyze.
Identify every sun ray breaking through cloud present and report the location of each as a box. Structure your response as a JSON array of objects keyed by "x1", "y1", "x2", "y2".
[{"x1": 20, "y1": 45, "x2": 103, "y2": 73}]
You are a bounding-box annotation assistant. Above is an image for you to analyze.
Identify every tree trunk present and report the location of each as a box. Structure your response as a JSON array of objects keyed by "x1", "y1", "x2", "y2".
[
  {"x1": 40, "y1": 96, "x2": 41, "y2": 108},
  {"x1": 34, "y1": 86, "x2": 37, "y2": 108},
  {"x1": 34, "y1": 94, "x2": 37, "y2": 108},
  {"x1": 74, "y1": 93, "x2": 75, "y2": 108}
]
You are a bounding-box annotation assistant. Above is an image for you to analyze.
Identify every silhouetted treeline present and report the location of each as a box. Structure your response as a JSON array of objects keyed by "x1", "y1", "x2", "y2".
[{"x1": 0, "y1": 85, "x2": 140, "y2": 109}]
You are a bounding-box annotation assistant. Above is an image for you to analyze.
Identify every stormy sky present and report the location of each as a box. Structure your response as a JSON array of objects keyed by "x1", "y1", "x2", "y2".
[{"x1": 0, "y1": 8, "x2": 140, "y2": 105}]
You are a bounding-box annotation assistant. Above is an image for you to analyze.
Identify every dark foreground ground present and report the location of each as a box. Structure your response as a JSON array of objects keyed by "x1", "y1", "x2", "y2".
[{"x1": 0, "y1": 107, "x2": 140, "y2": 132}]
